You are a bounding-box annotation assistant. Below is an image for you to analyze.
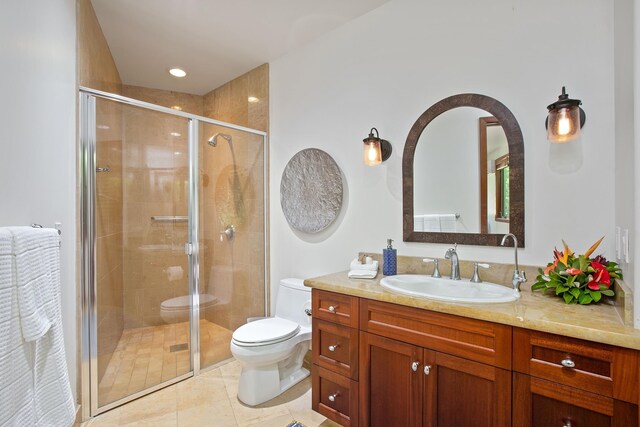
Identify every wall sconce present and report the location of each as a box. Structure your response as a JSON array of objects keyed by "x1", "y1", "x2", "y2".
[
  {"x1": 362, "y1": 127, "x2": 392, "y2": 166},
  {"x1": 546, "y1": 86, "x2": 586, "y2": 143}
]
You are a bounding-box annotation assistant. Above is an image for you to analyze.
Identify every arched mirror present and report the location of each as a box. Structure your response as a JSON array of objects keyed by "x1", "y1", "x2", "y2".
[{"x1": 402, "y1": 94, "x2": 524, "y2": 246}]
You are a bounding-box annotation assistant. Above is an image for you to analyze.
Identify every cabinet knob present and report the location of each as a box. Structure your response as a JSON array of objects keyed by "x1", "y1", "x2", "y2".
[
  {"x1": 423, "y1": 365, "x2": 432, "y2": 376},
  {"x1": 328, "y1": 344, "x2": 339, "y2": 352},
  {"x1": 561, "y1": 358, "x2": 575, "y2": 369},
  {"x1": 328, "y1": 392, "x2": 339, "y2": 402},
  {"x1": 411, "y1": 361, "x2": 420, "y2": 372},
  {"x1": 328, "y1": 305, "x2": 337, "y2": 313}
]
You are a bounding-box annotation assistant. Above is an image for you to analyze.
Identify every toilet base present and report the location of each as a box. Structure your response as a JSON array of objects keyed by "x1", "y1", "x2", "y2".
[{"x1": 236, "y1": 343, "x2": 310, "y2": 406}]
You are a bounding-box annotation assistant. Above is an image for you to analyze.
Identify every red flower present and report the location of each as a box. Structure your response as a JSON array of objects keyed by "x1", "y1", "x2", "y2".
[
  {"x1": 587, "y1": 261, "x2": 611, "y2": 290},
  {"x1": 566, "y1": 267, "x2": 582, "y2": 275}
]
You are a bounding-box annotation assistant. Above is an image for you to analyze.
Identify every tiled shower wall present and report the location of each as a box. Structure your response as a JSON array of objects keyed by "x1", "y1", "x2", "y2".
[
  {"x1": 201, "y1": 64, "x2": 268, "y2": 331},
  {"x1": 78, "y1": 0, "x2": 124, "y2": 381}
]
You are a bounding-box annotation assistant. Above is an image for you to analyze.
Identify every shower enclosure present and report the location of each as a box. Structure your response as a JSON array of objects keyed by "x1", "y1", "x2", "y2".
[{"x1": 79, "y1": 88, "x2": 267, "y2": 418}]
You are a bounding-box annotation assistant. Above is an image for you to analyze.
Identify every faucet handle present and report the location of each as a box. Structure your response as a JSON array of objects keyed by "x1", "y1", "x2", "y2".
[
  {"x1": 519, "y1": 270, "x2": 527, "y2": 282},
  {"x1": 470, "y1": 262, "x2": 490, "y2": 283},
  {"x1": 422, "y1": 258, "x2": 441, "y2": 278}
]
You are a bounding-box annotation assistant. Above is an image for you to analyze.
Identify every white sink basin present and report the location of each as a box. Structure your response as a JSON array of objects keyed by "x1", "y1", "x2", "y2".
[{"x1": 379, "y1": 275, "x2": 520, "y2": 303}]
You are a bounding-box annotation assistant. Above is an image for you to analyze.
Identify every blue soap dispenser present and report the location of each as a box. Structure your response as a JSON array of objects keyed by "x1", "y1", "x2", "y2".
[{"x1": 383, "y1": 238, "x2": 397, "y2": 276}]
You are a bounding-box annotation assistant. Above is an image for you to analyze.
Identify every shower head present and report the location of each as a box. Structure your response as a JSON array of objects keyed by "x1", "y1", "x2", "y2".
[{"x1": 208, "y1": 133, "x2": 232, "y2": 147}]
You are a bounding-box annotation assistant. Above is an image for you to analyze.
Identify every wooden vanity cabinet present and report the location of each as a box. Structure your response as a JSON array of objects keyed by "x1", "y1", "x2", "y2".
[
  {"x1": 312, "y1": 290, "x2": 360, "y2": 426},
  {"x1": 311, "y1": 289, "x2": 640, "y2": 427},
  {"x1": 513, "y1": 328, "x2": 639, "y2": 427},
  {"x1": 358, "y1": 301, "x2": 511, "y2": 427},
  {"x1": 359, "y1": 332, "x2": 511, "y2": 427}
]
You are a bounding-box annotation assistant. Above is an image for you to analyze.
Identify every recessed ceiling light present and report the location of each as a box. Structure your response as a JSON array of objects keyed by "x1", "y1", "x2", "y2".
[
  {"x1": 169, "y1": 68, "x2": 187, "y2": 78},
  {"x1": 174, "y1": 151, "x2": 181, "y2": 155},
  {"x1": 248, "y1": 96, "x2": 260, "y2": 103},
  {"x1": 97, "y1": 124, "x2": 110, "y2": 130},
  {"x1": 170, "y1": 132, "x2": 182, "y2": 137},
  {"x1": 171, "y1": 105, "x2": 183, "y2": 111}
]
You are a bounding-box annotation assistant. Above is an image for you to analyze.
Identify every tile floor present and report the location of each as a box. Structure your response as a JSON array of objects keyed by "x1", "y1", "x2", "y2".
[
  {"x1": 99, "y1": 320, "x2": 232, "y2": 406},
  {"x1": 83, "y1": 359, "x2": 338, "y2": 427}
]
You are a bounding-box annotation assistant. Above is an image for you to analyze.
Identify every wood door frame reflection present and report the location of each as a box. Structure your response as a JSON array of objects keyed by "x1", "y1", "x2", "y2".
[{"x1": 479, "y1": 116, "x2": 499, "y2": 234}]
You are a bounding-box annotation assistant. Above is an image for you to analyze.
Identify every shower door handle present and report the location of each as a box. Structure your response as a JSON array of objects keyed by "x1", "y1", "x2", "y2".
[{"x1": 184, "y1": 243, "x2": 194, "y2": 256}]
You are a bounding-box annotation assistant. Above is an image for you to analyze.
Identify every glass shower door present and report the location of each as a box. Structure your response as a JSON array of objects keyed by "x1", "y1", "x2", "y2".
[{"x1": 89, "y1": 96, "x2": 193, "y2": 410}]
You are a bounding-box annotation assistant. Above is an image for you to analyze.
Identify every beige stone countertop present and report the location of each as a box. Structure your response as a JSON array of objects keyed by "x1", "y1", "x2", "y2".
[{"x1": 304, "y1": 266, "x2": 640, "y2": 351}]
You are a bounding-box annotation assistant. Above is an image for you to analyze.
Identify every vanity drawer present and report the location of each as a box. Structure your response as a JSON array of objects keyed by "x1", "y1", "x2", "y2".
[
  {"x1": 312, "y1": 365, "x2": 358, "y2": 427},
  {"x1": 312, "y1": 289, "x2": 359, "y2": 328},
  {"x1": 513, "y1": 328, "x2": 638, "y2": 403},
  {"x1": 312, "y1": 318, "x2": 358, "y2": 380},
  {"x1": 360, "y1": 299, "x2": 512, "y2": 369}
]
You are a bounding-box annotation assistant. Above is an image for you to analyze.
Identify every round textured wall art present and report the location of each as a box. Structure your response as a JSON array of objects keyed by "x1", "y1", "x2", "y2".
[{"x1": 280, "y1": 148, "x2": 344, "y2": 233}]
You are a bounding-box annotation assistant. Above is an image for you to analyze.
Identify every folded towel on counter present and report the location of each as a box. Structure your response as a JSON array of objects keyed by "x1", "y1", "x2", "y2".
[
  {"x1": 349, "y1": 258, "x2": 378, "y2": 271},
  {"x1": 348, "y1": 269, "x2": 378, "y2": 279}
]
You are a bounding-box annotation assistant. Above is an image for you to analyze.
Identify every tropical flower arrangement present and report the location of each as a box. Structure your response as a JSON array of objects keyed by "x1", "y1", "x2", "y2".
[{"x1": 532, "y1": 237, "x2": 623, "y2": 305}]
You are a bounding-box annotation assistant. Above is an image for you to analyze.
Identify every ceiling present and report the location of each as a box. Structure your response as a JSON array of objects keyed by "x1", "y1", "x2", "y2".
[{"x1": 91, "y1": 0, "x2": 389, "y2": 95}]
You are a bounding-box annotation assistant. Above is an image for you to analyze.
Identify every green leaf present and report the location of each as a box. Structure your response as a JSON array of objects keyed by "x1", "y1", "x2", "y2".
[
  {"x1": 567, "y1": 275, "x2": 576, "y2": 287},
  {"x1": 592, "y1": 291, "x2": 602, "y2": 302},
  {"x1": 538, "y1": 267, "x2": 544, "y2": 275},
  {"x1": 569, "y1": 288, "x2": 580, "y2": 298},
  {"x1": 563, "y1": 293, "x2": 574, "y2": 304},
  {"x1": 546, "y1": 281, "x2": 559, "y2": 288},
  {"x1": 556, "y1": 285, "x2": 569, "y2": 295},
  {"x1": 531, "y1": 283, "x2": 547, "y2": 291},
  {"x1": 579, "y1": 255, "x2": 587, "y2": 271},
  {"x1": 602, "y1": 289, "x2": 615, "y2": 297},
  {"x1": 579, "y1": 294, "x2": 593, "y2": 305}
]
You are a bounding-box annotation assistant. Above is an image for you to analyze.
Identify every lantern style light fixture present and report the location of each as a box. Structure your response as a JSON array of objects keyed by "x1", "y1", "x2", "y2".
[
  {"x1": 546, "y1": 86, "x2": 586, "y2": 143},
  {"x1": 362, "y1": 127, "x2": 392, "y2": 166}
]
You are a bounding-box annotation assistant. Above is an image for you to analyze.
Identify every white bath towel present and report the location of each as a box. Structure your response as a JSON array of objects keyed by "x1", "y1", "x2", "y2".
[
  {"x1": 348, "y1": 269, "x2": 378, "y2": 279},
  {"x1": 349, "y1": 258, "x2": 378, "y2": 272},
  {"x1": 1, "y1": 227, "x2": 75, "y2": 427},
  {"x1": 0, "y1": 229, "x2": 35, "y2": 427}
]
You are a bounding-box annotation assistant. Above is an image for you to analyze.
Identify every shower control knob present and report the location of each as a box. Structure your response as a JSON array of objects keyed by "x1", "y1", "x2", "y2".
[
  {"x1": 328, "y1": 344, "x2": 339, "y2": 352},
  {"x1": 328, "y1": 305, "x2": 337, "y2": 313}
]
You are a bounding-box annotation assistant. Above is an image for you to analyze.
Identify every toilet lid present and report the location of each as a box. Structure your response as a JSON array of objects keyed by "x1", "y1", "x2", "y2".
[
  {"x1": 161, "y1": 294, "x2": 217, "y2": 310},
  {"x1": 232, "y1": 318, "x2": 300, "y2": 346}
]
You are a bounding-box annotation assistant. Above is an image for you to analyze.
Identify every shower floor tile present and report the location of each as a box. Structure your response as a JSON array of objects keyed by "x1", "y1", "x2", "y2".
[{"x1": 98, "y1": 320, "x2": 233, "y2": 407}]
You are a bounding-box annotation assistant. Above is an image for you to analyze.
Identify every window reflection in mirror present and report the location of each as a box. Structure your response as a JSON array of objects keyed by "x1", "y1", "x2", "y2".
[{"x1": 479, "y1": 117, "x2": 509, "y2": 234}]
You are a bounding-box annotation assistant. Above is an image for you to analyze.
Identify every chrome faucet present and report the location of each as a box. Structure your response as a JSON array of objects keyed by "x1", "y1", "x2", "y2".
[
  {"x1": 500, "y1": 233, "x2": 526, "y2": 291},
  {"x1": 444, "y1": 244, "x2": 460, "y2": 280}
]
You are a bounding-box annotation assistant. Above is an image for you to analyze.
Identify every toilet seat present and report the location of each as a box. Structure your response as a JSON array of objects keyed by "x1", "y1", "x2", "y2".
[{"x1": 232, "y1": 318, "x2": 300, "y2": 347}]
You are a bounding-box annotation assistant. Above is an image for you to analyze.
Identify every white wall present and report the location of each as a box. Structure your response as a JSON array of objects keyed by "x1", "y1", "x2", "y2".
[
  {"x1": 0, "y1": 0, "x2": 78, "y2": 399},
  {"x1": 270, "y1": 0, "x2": 618, "y2": 305}
]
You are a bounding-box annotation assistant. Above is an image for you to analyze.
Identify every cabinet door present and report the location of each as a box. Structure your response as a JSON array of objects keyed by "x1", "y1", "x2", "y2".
[
  {"x1": 359, "y1": 332, "x2": 423, "y2": 427},
  {"x1": 423, "y1": 351, "x2": 511, "y2": 427},
  {"x1": 513, "y1": 373, "x2": 638, "y2": 427}
]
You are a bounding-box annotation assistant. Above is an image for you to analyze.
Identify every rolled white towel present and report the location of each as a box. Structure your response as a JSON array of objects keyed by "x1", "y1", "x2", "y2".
[
  {"x1": 348, "y1": 269, "x2": 378, "y2": 279},
  {"x1": 349, "y1": 258, "x2": 378, "y2": 272}
]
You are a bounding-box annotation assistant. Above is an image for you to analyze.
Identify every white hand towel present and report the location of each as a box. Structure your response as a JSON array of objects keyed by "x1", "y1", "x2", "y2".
[
  {"x1": 348, "y1": 269, "x2": 378, "y2": 279},
  {"x1": 349, "y1": 258, "x2": 378, "y2": 272}
]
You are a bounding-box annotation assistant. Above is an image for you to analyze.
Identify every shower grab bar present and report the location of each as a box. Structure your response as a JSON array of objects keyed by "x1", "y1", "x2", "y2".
[{"x1": 151, "y1": 216, "x2": 188, "y2": 223}]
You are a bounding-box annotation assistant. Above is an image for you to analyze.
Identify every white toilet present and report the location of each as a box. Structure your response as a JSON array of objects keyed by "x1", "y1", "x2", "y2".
[
  {"x1": 230, "y1": 278, "x2": 312, "y2": 406},
  {"x1": 160, "y1": 293, "x2": 217, "y2": 323},
  {"x1": 160, "y1": 266, "x2": 232, "y2": 324}
]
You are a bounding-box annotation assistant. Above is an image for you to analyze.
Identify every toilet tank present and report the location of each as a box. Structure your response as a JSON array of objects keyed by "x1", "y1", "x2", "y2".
[{"x1": 275, "y1": 278, "x2": 311, "y2": 326}]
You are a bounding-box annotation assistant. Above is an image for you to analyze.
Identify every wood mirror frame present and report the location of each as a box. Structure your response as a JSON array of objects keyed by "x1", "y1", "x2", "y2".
[{"x1": 403, "y1": 93, "x2": 524, "y2": 247}]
